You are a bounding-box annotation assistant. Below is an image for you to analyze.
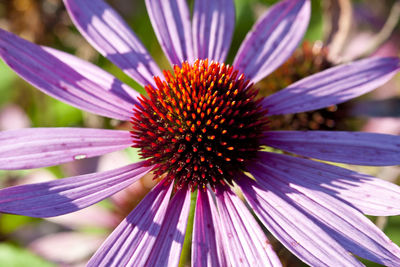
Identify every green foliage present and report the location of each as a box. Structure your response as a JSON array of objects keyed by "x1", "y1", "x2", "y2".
[
  {"x1": 385, "y1": 216, "x2": 400, "y2": 246},
  {"x1": 125, "y1": 147, "x2": 142, "y2": 163},
  {"x1": 29, "y1": 93, "x2": 84, "y2": 128},
  {"x1": 0, "y1": 60, "x2": 17, "y2": 107},
  {"x1": 305, "y1": 0, "x2": 324, "y2": 41},
  {"x1": 0, "y1": 243, "x2": 54, "y2": 267},
  {"x1": 0, "y1": 214, "x2": 38, "y2": 235}
]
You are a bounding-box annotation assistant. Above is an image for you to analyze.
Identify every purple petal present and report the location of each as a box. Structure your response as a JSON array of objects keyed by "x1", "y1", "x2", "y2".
[
  {"x1": 192, "y1": 189, "x2": 225, "y2": 267},
  {"x1": 87, "y1": 181, "x2": 173, "y2": 266},
  {"x1": 233, "y1": 0, "x2": 310, "y2": 83},
  {"x1": 63, "y1": 0, "x2": 162, "y2": 87},
  {"x1": 192, "y1": 0, "x2": 235, "y2": 62},
  {"x1": 0, "y1": 161, "x2": 151, "y2": 217},
  {"x1": 263, "y1": 131, "x2": 400, "y2": 166},
  {"x1": 237, "y1": 177, "x2": 363, "y2": 266},
  {"x1": 264, "y1": 57, "x2": 400, "y2": 115},
  {"x1": 145, "y1": 187, "x2": 191, "y2": 266},
  {"x1": 249, "y1": 163, "x2": 400, "y2": 266},
  {"x1": 0, "y1": 29, "x2": 134, "y2": 120},
  {"x1": 258, "y1": 151, "x2": 400, "y2": 216},
  {"x1": 145, "y1": 0, "x2": 194, "y2": 65},
  {"x1": 215, "y1": 185, "x2": 281, "y2": 266},
  {"x1": 0, "y1": 128, "x2": 132, "y2": 170},
  {"x1": 44, "y1": 47, "x2": 140, "y2": 105},
  {"x1": 257, "y1": 152, "x2": 400, "y2": 216}
]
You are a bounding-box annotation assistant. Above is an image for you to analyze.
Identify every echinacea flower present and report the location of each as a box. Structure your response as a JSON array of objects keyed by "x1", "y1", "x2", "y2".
[{"x1": 1, "y1": 0, "x2": 400, "y2": 265}]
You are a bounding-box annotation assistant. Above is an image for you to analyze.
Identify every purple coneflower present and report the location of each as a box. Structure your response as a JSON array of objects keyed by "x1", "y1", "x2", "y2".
[{"x1": 1, "y1": 0, "x2": 400, "y2": 266}]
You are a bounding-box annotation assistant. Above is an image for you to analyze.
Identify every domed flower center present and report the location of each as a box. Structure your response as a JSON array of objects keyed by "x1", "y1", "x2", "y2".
[{"x1": 131, "y1": 59, "x2": 268, "y2": 190}]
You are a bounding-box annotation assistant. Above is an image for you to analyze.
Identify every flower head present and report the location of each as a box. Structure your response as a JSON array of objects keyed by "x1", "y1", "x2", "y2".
[
  {"x1": 1, "y1": 0, "x2": 400, "y2": 266},
  {"x1": 132, "y1": 59, "x2": 268, "y2": 190}
]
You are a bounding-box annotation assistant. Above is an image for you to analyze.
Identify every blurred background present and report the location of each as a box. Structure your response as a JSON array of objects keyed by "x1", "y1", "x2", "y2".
[{"x1": 0, "y1": 0, "x2": 399, "y2": 266}]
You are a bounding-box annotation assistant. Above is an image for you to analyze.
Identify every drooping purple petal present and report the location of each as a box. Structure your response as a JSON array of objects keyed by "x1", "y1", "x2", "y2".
[
  {"x1": 237, "y1": 177, "x2": 363, "y2": 267},
  {"x1": 145, "y1": 187, "x2": 191, "y2": 266},
  {"x1": 233, "y1": 0, "x2": 310, "y2": 83},
  {"x1": 192, "y1": 0, "x2": 235, "y2": 62},
  {"x1": 44, "y1": 47, "x2": 140, "y2": 104},
  {"x1": 192, "y1": 189, "x2": 225, "y2": 267},
  {"x1": 63, "y1": 0, "x2": 162, "y2": 87},
  {"x1": 145, "y1": 0, "x2": 194, "y2": 65},
  {"x1": 263, "y1": 131, "x2": 400, "y2": 166},
  {"x1": 87, "y1": 181, "x2": 173, "y2": 266},
  {"x1": 0, "y1": 161, "x2": 151, "y2": 217},
  {"x1": 264, "y1": 57, "x2": 400, "y2": 115},
  {"x1": 0, "y1": 128, "x2": 132, "y2": 170},
  {"x1": 215, "y1": 185, "x2": 282, "y2": 266},
  {"x1": 0, "y1": 29, "x2": 134, "y2": 120},
  {"x1": 257, "y1": 151, "x2": 400, "y2": 216},
  {"x1": 249, "y1": 163, "x2": 400, "y2": 266}
]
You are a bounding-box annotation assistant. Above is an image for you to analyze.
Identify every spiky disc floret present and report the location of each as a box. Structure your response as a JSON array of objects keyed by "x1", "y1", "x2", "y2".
[{"x1": 131, "y1": 59, "x2": 268, "y2": 190}]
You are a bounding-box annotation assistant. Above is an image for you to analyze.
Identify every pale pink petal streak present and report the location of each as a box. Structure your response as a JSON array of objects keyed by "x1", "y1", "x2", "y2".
[
  {"x1": 237, "y1": 177, "x2": 363, "y2": 267},
  {"x1": 87, "y1": 181, "x2": 173, "y2": 266},
  {"x1": 145, "y1": 0, "x2": 194, "y2": 65},
  {"x1": 263, "y1": 131, "x2": 400, "y2": 166},
  {"x1": 63, "y1": 0, "x2": 162, "y2": 87},
  {"x1": 0, "y1": 128, "x2": 132, "y2": 170},
  {"x1": 250, "y1": 162, "x2": 400, "y2": 266},
  {"x1": 258, "y1": 152, "x2": 400, "y2": 216},
  {"x1": 145, "y1": 187, "x2": 191, "y2": 266},
  {"x1": 192, "y1": 0, "x2": 235, "y2": 62},
  {"x1": 215, "y1": 185, "x2": 282, "y2": 267},
  {"x1": 29, "y1": 232, "x2": 104, "y2": 264},
  {"x1": 233, "y1": 0, "x2": 310, "y2": 83},
  {"x1": 264, "y1": 57, "x2": 400, "y2": 115},
  {"x1": 0, "y1": 29, "x2": 135, "y2": 120},
  {"x1": 0, "y1": 161, "x2": 151, "y2": 217},
  {"x1": 192, "y1": 189, "x2": 224, "y2": 267}
]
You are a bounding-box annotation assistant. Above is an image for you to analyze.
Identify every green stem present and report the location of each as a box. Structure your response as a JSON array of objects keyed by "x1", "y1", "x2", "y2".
[{"x1": 179, "y1": 190, "x2": 197, "y2": 267}]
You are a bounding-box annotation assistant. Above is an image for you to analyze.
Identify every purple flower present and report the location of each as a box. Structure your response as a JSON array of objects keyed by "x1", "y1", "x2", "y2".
[{"x1": 1, "y1": 0, "x2": 400, "y2": 265}]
